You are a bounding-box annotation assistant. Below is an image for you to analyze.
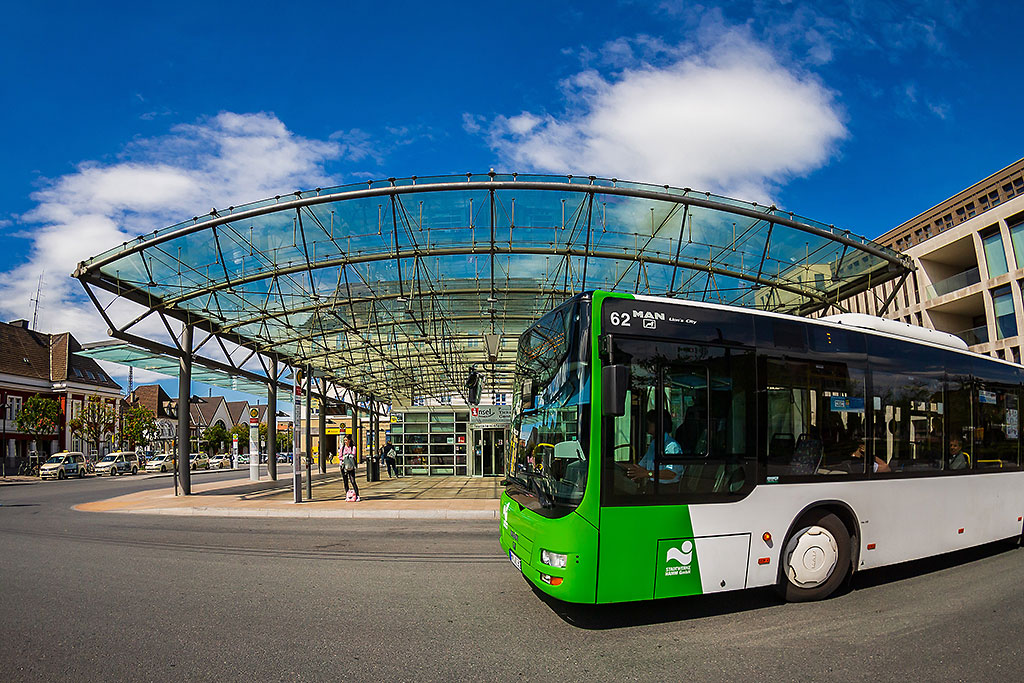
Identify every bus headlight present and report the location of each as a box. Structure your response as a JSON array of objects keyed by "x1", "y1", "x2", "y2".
[{"x1": 540, "y1": 549, "x2": 567, "y2": 569}]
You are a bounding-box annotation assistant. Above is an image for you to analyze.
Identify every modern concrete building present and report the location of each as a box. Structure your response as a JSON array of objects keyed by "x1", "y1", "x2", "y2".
[{"x1": 841, "y1": 158, "x2": 1024, "y2": 363}]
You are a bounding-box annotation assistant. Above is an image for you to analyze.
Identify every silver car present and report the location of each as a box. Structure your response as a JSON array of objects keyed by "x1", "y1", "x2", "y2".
[
  {"x1": 145, "y1": 453, "x2": 176, "y2": 473},
  {"x1": 188, "y1": 452, "x2": 210, "y2": 470},
  {"x1": 95, "y1": 451, "x2": 139, "y2": 476}
]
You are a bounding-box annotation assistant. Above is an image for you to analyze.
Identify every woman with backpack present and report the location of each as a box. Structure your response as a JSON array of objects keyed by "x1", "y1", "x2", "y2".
[{"x1": 341, "y1": 434, "x2": 360, "y2": 501}]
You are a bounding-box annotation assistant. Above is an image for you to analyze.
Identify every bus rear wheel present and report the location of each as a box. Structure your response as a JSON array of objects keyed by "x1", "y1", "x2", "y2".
[{"x1": 778, "y1": 511, "x2": 850, "y2": 602}]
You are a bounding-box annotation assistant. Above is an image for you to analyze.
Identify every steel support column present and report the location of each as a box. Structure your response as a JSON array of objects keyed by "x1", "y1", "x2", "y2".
[
  {"x1": 292, "y1": 365, "x2": 301, "y2": 503},
  {"x1": 177, "y1": 324, "x2": 192, "y2": 495},
  {"x1": 318, "y1": 387, "x2": 327, "y2": 475},
  {"x1": 304, "y1": 366, "x2": 312, "y2": 500},
  {"x1": 268, "y1": 356, "x2": 277, "y2": 481}
]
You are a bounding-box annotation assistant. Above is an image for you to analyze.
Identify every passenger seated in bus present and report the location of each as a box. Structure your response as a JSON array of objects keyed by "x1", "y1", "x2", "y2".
[
  {"x1": 626, "y1": 410, "x2": 684, "y2": 485},
  {"x1": 674, "y1": 406, "x2": 707, "y2": 456},
  {"x1": 851, "y1": 440, "x2": 890, "y2": 473},
  {"x1": 948, "y1": 437, "x2": 971, "y2": 470}
]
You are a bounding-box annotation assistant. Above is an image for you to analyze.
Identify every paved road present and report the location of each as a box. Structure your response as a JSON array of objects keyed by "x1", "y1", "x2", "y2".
[{"x1": 2, "y1": 475, "x2": 1023, "y2": 681}]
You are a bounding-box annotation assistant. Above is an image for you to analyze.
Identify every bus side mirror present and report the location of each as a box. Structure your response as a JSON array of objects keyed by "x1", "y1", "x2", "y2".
[{"x1": 602, "y1": 365, "x2": 630, "y2": 417}]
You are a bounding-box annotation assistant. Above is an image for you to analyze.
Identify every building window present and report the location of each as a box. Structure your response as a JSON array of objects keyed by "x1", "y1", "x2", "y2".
[
  {"x1": 983, "y1": 230, "x2": 1009, "y2": 278},
  {"x1": 992, "y1": 285, "x2": 1017, "y2": 339},
  {"x1": 493, "y1": 393, "x2": 507, "y2": 405}
]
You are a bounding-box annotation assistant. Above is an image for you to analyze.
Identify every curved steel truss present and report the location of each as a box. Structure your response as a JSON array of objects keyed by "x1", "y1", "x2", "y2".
[{"x1": 74, "y1": 173, "x2": 911, "y2": 402}]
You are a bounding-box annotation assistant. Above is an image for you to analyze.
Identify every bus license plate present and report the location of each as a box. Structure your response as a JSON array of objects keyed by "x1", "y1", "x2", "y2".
[{"x1": 509, "y1": 550, "x2": 522, "y2": 571}]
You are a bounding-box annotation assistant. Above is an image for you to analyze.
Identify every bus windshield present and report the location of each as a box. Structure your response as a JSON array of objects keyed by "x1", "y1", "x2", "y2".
[{"x1": 508, "y1": 298, "x2": 591, "y2": 516}]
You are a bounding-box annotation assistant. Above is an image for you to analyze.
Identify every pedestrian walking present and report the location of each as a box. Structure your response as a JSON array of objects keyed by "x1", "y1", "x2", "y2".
[
  {"x1": 380, "y1": 437, "x2": 399, "y2": 478},
  {"x1": 341, "y1": 434, "x2": 360, "y2": 501}
]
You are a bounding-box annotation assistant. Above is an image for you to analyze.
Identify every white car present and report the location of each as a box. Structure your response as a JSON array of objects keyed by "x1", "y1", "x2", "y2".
[
  {"x1": 209, "y1": 454, "x2": 232, "y2": 469},
  {"x1": 40, "y1": 452, "x2": 87, "y2": 480},
  {"x1": 189, "y1": 452, "x2": 210, "y2": 470},
  {"x1": 95, "y1": 451, "x2": 139, "y2": 476},
  {"x1": 145, "y1": 453, "x2": 176, "y2": 473}
]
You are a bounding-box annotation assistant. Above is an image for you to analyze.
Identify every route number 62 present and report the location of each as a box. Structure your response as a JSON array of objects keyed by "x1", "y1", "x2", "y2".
[{"x1": 609, "y1": 311, "x2": 631, "y2": 327}]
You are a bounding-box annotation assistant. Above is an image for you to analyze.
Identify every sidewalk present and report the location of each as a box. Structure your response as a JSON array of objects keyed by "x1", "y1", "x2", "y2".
[{"x1": 75, "y1": 469, "x2": 503, "y2": 519}]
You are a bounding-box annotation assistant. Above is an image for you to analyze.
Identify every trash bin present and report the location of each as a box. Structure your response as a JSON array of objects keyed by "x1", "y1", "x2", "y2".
[{"x1": 366, "y1": 456, "x2": 380, "y2": 482}]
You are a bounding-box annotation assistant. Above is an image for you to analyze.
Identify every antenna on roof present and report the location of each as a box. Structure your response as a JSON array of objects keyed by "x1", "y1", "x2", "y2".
[{"x1": 30, "y1": 271, "x2": 44, "y2": 330}]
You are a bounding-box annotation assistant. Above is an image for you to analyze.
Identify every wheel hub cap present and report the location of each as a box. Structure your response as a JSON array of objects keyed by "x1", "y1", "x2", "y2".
[{"x1": 785, "y1": 525, "x2": 839, "y2": 588}]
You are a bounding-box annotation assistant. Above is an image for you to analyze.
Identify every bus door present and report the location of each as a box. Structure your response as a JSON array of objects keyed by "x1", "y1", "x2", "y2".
[{"x1": 598, "y1": 337, "x2": 756, "y2": 601}]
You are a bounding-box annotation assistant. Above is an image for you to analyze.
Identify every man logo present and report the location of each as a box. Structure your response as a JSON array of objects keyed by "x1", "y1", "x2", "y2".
[
  {"x1": 665, "y1": 540, "x2": 695, "y2": 576},
  {"x1": 632, "y1": 310, "x2": 666, "y2": 321}
]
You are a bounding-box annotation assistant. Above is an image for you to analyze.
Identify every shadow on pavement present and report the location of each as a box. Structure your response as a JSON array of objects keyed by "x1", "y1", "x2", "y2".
[
  {"x1": 536, "y1": 538, "x2": 1022, "y2": 629},
  {"x1": 851, "y1": 538, "x2": 1020, "y2": 590},
  {"x1": 535, "y1": 583, "x2": 780, "y2": 629}
]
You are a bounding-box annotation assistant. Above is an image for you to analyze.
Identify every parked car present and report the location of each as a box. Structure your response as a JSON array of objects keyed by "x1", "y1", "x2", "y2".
[
  {"x1": 189, "y1": 452, "x2": 210, "y2": 470},
  {"x1": 95, "y1": 451, "x2": 139, "y2": 476},
  {"x1": 145, "y1": 453, "x2": 175, "y2": 473},
  {"x1": 276, "y1": 452, "x2": 292, "y2": 463},
  {"x1": 209, "y1": 454, "x2": 232, "y2": 469},
  {"x1": 40, "y1": 452, "x2": 88, "y2": 480}
]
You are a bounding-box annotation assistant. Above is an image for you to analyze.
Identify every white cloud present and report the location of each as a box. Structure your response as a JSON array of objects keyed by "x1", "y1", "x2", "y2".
[
  {"x1": 483, "y1": 31, "x2": 846, "y2": 202},
  {"x1": 2, "y1": 112, "x2": 341, "y2": 353}
]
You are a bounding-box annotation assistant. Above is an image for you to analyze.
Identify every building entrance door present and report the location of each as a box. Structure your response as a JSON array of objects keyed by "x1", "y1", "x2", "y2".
[{"x1": 473, "y1": 428, "x2": 506, "y2": 476}]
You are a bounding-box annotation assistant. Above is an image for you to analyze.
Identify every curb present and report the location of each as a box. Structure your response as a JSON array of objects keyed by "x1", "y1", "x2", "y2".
[{"x1": 112, "y1": 506, "x2": 499, "y2": 520}]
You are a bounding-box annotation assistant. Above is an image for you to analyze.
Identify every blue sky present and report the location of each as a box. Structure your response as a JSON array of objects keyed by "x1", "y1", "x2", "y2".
[{"x1": 1, "y1": 0, "x2": 1022, "y2": 403}]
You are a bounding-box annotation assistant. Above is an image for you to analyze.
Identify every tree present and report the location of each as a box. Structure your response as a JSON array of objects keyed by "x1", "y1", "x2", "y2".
[
  {"x1": 276, "y1": 430, "x2": 292, "y2": 453},
  {"x1": 68, "y1": 395, "x2": 116, "y2": 456},
  {"x1": 119, "y1": 406, "x2": 156, "y2": 450},
  {"x1": 15, "y1": 395, "x2": 61, "y2": 456},
  {"x1": 202, "y1": 422, "x2": 229, "y2": 455}
]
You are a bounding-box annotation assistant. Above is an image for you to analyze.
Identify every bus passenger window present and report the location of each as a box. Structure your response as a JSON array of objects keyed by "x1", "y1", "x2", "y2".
[
  {"x1": 974, "y1": 382, "x2": 1019, "y2": 469},
  {"x1": 603, "y1": 338, "x2": 754, "y2": 502},
  {"x1": 765, "y1": 358, "x2": 867, "y2": 477}
]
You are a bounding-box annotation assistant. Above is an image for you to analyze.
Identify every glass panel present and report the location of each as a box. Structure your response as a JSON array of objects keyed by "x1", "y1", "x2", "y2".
[
  {"x1": 509, "y1": 299, "x2": 590, "y2": 515},
  {"x1": 604, "y1": 338, "x2": 754, "y2": 502},
  {"x1": 1010, "y1": 223, "x2": 1024, "y2": 269},
  {"x1": 983, "y1": 232, "x2": 1009, "y2": 277},
  {"x1": 992, "y1": 286, "x2": 1017, "y2": 339},
  {"x1": 868, "y1": 337, "x2": 945, "y2": 473},
  {"x1": 946, "y1": 370, "x2": 973, "y2": 469},
  {"x1": 765, "y1": 356, "x2": 867, "y2": 478},
  {"x1": 974, "y1": 382, "x2": 1019, "y2": 468}
]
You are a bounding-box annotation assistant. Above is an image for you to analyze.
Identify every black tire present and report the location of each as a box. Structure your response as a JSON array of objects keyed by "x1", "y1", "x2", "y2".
[
  {"x1": 58, "y1": 470, "x2": 65, "y2": 480},
  {"x1": 110, "y1": 467, "x2": 117, "y2": 477},
  {"x1": 161, "y1": 466, "x2": 167, "y2": 473},
  {"x1": 777, "y1": 510, "x2": 851, "y2": 602},
  {"x1": 131, "y1": 467, "x2": 138, "y2": 475},
  {"x1": 79, "y1": 468, "x2": 85, "y2": 478}
]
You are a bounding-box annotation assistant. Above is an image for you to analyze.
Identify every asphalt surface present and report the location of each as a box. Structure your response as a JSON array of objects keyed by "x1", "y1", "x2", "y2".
[{"x1": 2, "y1": 473, "x2": 1024, "y2": 681}]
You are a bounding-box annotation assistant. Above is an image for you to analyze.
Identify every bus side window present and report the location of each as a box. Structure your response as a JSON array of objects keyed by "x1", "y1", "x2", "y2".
[
  {"x1": 868, "y1": 337, "x2": 946, "y2": 474},
  {"x1": 765, "y1": 357, "x2": 866, "y2": 477}
]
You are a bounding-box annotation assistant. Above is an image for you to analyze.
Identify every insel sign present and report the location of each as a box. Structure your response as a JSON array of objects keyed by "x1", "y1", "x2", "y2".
[{"x1": 471, "y1": 405, "x2": 512, "y2": 426}]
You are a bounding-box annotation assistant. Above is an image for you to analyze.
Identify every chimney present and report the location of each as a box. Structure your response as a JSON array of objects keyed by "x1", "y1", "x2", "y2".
[{"x1": 8, "y1": 319, "x2": 29, "y2": 329}]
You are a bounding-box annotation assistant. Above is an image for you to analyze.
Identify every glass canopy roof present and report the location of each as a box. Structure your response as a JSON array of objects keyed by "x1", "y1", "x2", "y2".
[
  {"x1": 74, "y1": 173, "x2": 910, "y2": 403},
  {"x1": 77, "y1": 341, "x2": 275, "y2": 396}
]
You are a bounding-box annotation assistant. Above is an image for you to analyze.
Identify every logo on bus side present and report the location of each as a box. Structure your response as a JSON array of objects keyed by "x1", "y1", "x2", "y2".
[{"x1": 665, "y1": 540, "x2": 694, "y2": 576}]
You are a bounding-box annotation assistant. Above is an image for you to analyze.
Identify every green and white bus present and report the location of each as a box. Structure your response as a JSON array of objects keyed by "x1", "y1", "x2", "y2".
[{"x1": 500, "y1": 291, "x2": 1024, "y2": 603}]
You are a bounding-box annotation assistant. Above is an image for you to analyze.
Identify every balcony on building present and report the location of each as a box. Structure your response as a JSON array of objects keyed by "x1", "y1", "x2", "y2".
[
  {"x1": 919, "y1": 235, "x2": 981, "y2": 300},
  {"x1": 928, "y1": 292, "x2": 988, "y2": 347}
]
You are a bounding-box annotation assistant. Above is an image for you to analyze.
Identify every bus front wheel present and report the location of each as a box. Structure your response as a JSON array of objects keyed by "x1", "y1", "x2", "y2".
[{"x1": 778, "y1": 511, "x2": 850, "y2": 602}]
